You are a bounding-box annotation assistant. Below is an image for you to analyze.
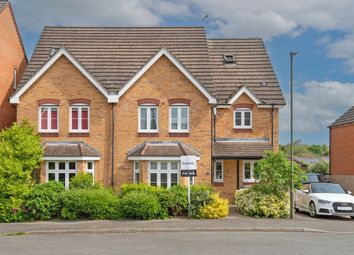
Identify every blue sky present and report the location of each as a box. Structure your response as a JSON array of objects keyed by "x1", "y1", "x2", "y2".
[{"x1": 10, "y1": 0, "x2": 354, "y2": 145}]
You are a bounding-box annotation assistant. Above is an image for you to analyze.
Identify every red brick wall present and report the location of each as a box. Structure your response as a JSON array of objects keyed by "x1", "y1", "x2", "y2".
[
  {"x1": 0, "y1": 4, "x2": 27, "y2": 130},
  {"x1": 330, "y1": 124, "x2": 354, "y2": 175}
]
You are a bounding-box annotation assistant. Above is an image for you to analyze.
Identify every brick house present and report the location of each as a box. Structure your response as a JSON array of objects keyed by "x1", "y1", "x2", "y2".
[
  {"x1": 10, "y1": 27, "x2": 285, "y2": 199},
  {"x1": 0, "y1": 0, "x2": 27, "y2": 130},
  {"x1": 329, "y1": 106, "x2": 354, "y2": 192}
]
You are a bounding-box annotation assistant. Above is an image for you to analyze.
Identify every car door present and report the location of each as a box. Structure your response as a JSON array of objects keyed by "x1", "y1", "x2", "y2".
[
  {"x1": 297, "y1": 184, "x2": 311, "y2": 211},
  {"x1": 302, "y1": 184, "x2": 312, "y2": 211}
]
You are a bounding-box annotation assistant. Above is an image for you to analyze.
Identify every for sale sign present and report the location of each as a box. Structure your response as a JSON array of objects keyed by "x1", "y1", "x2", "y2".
[{"x1": 180, "y1": 156, "x2": 197, "y2": 170}]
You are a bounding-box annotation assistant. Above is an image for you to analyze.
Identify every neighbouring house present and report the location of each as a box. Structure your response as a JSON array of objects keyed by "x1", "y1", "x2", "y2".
[
  {"x1": 10, "y1": 27, "x2": 285, "y2": 200},
  {"x1": 0, "y1": 0, "x2": 27, "y2": 130},
  {"x1": 329, "y1": 106, "x2": 354, "y2": 192}
]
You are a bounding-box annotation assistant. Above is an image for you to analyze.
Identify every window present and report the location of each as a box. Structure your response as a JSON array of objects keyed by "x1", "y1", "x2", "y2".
[
  {"x1": 139, "y1": 105, "x2": 158, "y2": 132},
  {"x1": 148, "y1": 161, "x2": 179, "y2": 188},
  {"x1": 234, "y1": 108, "x2": 252, "y2": 129},
  {"x1": 39, "y1": 106, "x2": 58, "y2": 132},
  {"x1": 86, "y1": 161, "x2": 95, "y2": 183},
  {"x1": 134, "y1": 161, "x2": 140, "y2": 184},
  {"x1": 70, "y1": 105, "x2": 90, "y2": 132},
  {"x1": 46, "y1": 161, "x2": 77, "y2": 189},
  {"x1": 214, "y1": 160, "x2": 224, "y2": 182},
  {"x1": 169, "y1": 105, "x2": 189, "y2": 132},
  {"x1": 223, "y1": 54, "x2": 236, "y2": 64},
  {"x1": 243, "y1": 161, "x2": 258, "y2": 182}
]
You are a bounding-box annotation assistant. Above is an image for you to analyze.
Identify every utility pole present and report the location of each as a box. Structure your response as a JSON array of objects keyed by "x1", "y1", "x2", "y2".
[{"x1": 290, "y1": 51, "x2": 297, "y2": 220}]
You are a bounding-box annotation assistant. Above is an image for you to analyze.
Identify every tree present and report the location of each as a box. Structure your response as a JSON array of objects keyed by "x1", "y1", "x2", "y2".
[
  {"x1": 309, "y1": 160, "x2": 329, "y2": 175},
  {"x1": 0, "y1": 121, "x2": 43, "y2": 222},
  {"x1": 253, "y1": 151, "x2": 306, "y2": 198}
]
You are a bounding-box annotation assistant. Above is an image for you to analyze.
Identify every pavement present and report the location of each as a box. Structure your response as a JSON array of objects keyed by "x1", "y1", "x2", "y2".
[{"x1": 0, "y1": 210, "x2": 353, "y2": 236}]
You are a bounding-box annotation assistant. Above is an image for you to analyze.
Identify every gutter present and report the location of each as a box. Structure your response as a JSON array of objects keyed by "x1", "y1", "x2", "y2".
[
  {"x1": 271, "y1": 104, "x2": 275, "y2": 148},
  {"x1": 111, "y1": 103, "x2": 116, "y2": 188}
]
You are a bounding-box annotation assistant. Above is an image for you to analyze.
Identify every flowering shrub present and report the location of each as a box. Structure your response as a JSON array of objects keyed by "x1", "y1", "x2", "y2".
[
  {"x1": 235, "y1": 188, "x2": 289, "y2": 218},
  {"x1": 201, "y1": 192, "x2": 229, "y2": 219}
]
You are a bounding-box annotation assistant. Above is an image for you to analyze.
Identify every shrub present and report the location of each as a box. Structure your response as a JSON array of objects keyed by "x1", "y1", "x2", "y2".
[
  {"x1": 190, "y1": 185, "x2": 214, "y2": 219},
  {"x1": 201, "y1": 192, "x2": 229, "y2": 219},
  {"x1": 235, "y1": 188, "x2": 289, "y2": 218},
  {"x1": 25, "y1": 181, "x2": 64, "y2": 220},
  {"x1": 70, "y1": 173, "x2": 100, "y2": 189},
  {"x1": 253, "y1": 151, "x2": 306, "y2": 197},
  {"x1": 308, "y1": 160, "x2": 329, "y2": 175},
  {"x1": 119, "y1": 191, "x2": 161, "y2": 220},
  {"x1": 61, "y1": 188, "x2": 120, "y2": 220},
  {"x1": 0, "y1": 121, "x2": 42, "y2": 222}
]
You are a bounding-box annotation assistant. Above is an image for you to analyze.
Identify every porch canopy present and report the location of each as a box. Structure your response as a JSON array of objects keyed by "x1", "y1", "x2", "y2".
[
  {"x1": 128, "y1": 141, "x2": 199, "y2": 160},
  {"x1": 212, "y1": 138, "x2": 272, "y2": 159},
  {"x1": 43, "y1": 141, "x2": 100, "y2": 160}
]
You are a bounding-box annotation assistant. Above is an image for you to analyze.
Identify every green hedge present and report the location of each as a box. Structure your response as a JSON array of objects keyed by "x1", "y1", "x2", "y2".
[
  {"x1": 70, "y1": 173, "x2": 101, "y2": 190},
  {"x1": 61, "y1": 188, "x2": 121, "y2": 220},
  {"x1": 25, "y1": 181, "x2": 65, "y2": 220}
]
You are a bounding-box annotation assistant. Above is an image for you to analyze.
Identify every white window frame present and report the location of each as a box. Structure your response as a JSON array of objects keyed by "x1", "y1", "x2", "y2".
[
  {"x1": 133, "y1": 161, "x2": 140, "y2": 184},
  {"x1": 243, "y1": 160, "x2": 258, "y2": 182},
  {"x1": 46, "y1": 161, "x2": 77, "y2": 189},
  {"x1": 169, "y1": 105, "x2": 189, "y2": 133},
  {"x1": 214, "y1": 160, "x2": 224, "y2": 182},
  {"x1": 148, "y1": 161, "x2": 179, "y2": 188},
  {"x1": 38, "y1": 105, "x2": 59, "y2": 133},
  {"x1": 138, "y1": 105, "x2": 158, "y2": 133},
  {"x1": 234, "y1": 108, "x2": 252, "y2": 129},
  {"x1": 86, "y1": 161, "x2": 95, "y2": 184},
  {"x1": 69, "y1": 104, "x2": 90, "y2": 133}
]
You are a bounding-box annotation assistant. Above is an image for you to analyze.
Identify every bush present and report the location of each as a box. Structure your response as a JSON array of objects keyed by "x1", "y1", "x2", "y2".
[
  {"x1": 235, "y1": 188, "x2": 289, "y2": 218},
  {"x1": 190, "y1": 185, "x2": 214, "y2": 219},
  {"x1": 61, "y1": 188, "x2": 120, "y2": 220},
  {"x1": 0, "y1": 121, "x2": 42, "y2": 222},
  {"x1": 119, "y1": 191, "x2": 161, "y2": 220},
  {"x1": 70, "y1": 173, "x2": 100, "y2": 189},
  {"x1": 308, "y1": 160, "x2": 329, "y2": 175},
  {"x1": 201, "y1": 192, "x2": 229, "y2": 219},
  {"x1": 25, "y1": 181, "x2": 64, "y2": 220}
]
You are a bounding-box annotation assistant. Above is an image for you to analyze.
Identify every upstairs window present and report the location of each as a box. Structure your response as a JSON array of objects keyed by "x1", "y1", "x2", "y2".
[
  {"x1": 139, "y1": 105, "x2": 158, "y2": 132},
  {"x1": 39, "y1": 105, "x2": 58, "y2": 132},
  {"x1": 234, "y1": 108, "x2": 252, "y2": 129},
  {"x1": 169, "y1": 105, "x2": 189, "y2": 132},
  {"x1": 223, "y1": 54, "x2": 236, "y2": 64},
  {"x1": 70, "y1": 105, "x2": 90, "y2": 133}
]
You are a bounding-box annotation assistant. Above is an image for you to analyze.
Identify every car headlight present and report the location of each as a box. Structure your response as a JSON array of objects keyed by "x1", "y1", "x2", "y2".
[{"x1": 318, "y1": 199, "x2": 332, "y2": 204}]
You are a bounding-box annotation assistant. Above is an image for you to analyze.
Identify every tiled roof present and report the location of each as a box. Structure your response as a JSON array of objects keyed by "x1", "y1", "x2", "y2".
[
  {"x1": 18, "y1": 26, "x2": 284, "y2": 105},
  {"x1": 329, "y1": 106, "x2": 354, "y2": 128},
  {"x1": 43, "y1": 141, "x2": 100, "y2": 158},
  {"x1": 212, "y1": 141, "x2": 272, "y2": 158},
  {"x1": 0, "y1": 0, "x2": 8, "y2": 13},
  {"x1": 128, "y1": 141, "x2": 199, "y2": 157},
  {"x1": 207, "y1": 39, "x2": 285, "y2": 105}
]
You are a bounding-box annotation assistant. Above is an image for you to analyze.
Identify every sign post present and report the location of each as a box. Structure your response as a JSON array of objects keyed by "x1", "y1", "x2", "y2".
[{"x1": 180, "y1": 156, "x2": 197, "y2": 217}]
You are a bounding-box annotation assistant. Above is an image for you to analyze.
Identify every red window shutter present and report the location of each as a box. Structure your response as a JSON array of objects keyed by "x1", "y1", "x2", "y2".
[
  {"x1": 51, "y1": 108, "x2": 58, "y2": 129},
  {"x1": 41, "y1": 108, "x2": 48, "y2": 130},
  {"x1": 81, "y1": 108, "x2": 88, "y2": 130},
  {"x1": 72, "y1": 108, "x2": 79, "y2": 130}
]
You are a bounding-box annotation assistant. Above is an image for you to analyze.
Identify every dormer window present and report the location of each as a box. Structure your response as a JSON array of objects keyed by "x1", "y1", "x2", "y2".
[{"x1": 223, "y1": 54, "x2": 236, "y2": 64}]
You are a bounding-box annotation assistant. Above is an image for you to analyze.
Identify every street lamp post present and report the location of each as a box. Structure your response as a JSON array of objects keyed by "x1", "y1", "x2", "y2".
[{"x1": 290, "y1": 51, "x2": 297, "y2": 220}]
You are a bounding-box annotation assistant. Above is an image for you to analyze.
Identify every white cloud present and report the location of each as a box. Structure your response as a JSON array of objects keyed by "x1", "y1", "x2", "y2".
[{"x1": 280, "y1": 80, "x2": 354, "y2": 134}]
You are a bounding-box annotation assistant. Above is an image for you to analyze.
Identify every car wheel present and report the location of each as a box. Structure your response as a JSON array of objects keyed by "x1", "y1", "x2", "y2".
[
  {"x1": 309, "y1": 202, "x2": 317, "y2": 217},
  {"x1": 350, "y1": 216, "x2": 354, "y2": 220}
]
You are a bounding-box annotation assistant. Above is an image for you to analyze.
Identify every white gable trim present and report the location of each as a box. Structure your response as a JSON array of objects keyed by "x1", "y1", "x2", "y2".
[
  {"x1": 227, "y1": 86, "x2": 261, "y2": 105},
  {"x1": 117, "y1": 48, "x2": 217, "y2": 104},
  {"x1": 10, "y1": 48, "x2": 117, "y2": 104}
]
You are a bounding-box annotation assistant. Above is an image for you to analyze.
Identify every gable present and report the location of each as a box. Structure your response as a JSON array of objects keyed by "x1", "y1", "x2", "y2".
[
  {"x1": 227, "y1": 86, "x2": 261, "y2": 105},
  {"x1": 10, "y1": 48, "x2": 118, "y2": 104},
  {"x1": 117, "y1": 48, "x2": 217, "y2": 104}
]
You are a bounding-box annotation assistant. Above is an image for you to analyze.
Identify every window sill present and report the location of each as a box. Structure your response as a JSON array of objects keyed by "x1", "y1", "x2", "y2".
[
  {"x1": 138, "y1": 133, "x2": 159, "y2": 137},
  {"x1": 39, "y1": 132, "x2": 59, "y2": 137},
  {"x1": 243, "y1": 180, "x2": 257, "y2": 184},
  {"x1": 213, "y1": 181, "x2": 224, "y2": 186},
  {"x1": 233, "y1": 128, "x2": 253, "y2": 133},
  {"x1": 69, "y1": 133, "x2": 90, "y2": 137},
  {"x1": 169, "y1": 132, "x2": 190, "y2": 137}
]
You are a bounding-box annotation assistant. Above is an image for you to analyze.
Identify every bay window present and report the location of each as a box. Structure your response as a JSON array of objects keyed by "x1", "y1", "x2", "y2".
[
  {"x1": 234, "y1": 108, "x2": 252, "y2": 129},
  {"x1": 86, "y1": 161, "x2": 95, "y2": 182},
  {"x1": 46, "y1": 161, "x2": 77, "y2": 189},
  {"x1": 70, "y1": 105, "x2": 90, "y2": 132},
  {"x1": 169, "y1": 105, "x2": 189, "y2": 132},
  {"x1": 139, "y1": 105, "x2": 158, "y2": 132},
  {"x1": 39, "y1": 105, "x2": 58, "y2": 132},
  {"x1": 148, "y1": 161, "x2": 179, "y2": 188},
  {"x1": 134, "y1": 161, "x2": 140, "y2": 184}
]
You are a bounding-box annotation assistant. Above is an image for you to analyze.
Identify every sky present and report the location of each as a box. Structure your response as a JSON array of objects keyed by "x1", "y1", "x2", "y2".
[{"x1": 9, "y1": 0, "x2": 354, "y2": 145}]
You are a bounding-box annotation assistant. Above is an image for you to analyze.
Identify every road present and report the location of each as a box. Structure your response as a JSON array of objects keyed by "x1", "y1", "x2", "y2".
[{"x1": 1, "y1": 231, "x2": 354, "y2": 255}]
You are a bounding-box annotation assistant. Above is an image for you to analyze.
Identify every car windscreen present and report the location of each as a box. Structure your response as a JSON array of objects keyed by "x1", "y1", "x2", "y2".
[
  {"x1": 306, "y1": 174, "x2": 319, "y2": 183},
  {"x1": 311, "y1": 183, "x2": 346, "y2": 194}
]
